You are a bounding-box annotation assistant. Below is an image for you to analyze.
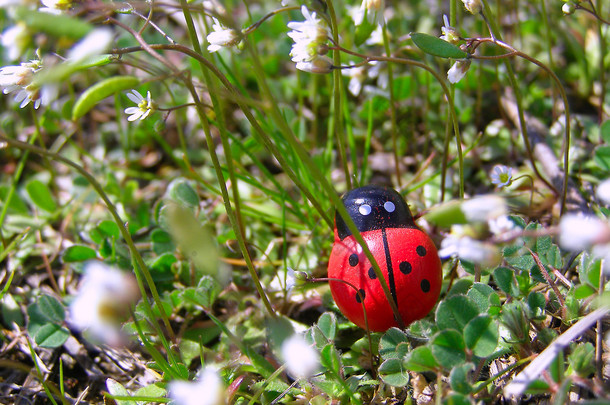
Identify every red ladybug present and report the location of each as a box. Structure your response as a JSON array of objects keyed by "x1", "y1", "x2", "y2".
[{"x1": 328, "y1": 185, "x2": 442, "y2": 332}]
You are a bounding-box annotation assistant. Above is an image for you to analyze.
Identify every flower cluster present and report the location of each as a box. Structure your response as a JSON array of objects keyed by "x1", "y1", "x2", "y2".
[
  {"x1": 0, "y1": 59, "x2": 43, "y2": 109},
  {"x1": 206, "y1": 18, "x2": 240, "y2": 52},
  {"x1": 287, "y1": 6, "x2": 333, "y2": 74}
]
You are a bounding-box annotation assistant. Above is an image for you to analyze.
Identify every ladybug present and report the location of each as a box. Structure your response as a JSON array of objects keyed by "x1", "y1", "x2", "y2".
[{"x1": 328, "y1": 185, "x2": 442, "y2": 331}]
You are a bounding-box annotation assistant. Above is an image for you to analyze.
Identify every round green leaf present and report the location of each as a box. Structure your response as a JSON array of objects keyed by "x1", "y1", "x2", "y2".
[
  {"x1": 26, "y1": 179, "x2": 57, "y2": 213},
  {"x1": 63, "y1": 245, "x2": 97, "y2": 262},
  {"x1": 467, "y1": 283, "x2": 494, "y2": 312},
  {"x1": 320, "y1": 344, "x2": 341, "y2": 374},
  {"x1": 435, "y1": 295, "x2": 479, "y2": 332},
  {"x1": 166, "y1": 179, "x2": 199, "y2": 208},
  {"x1": 411, "y1": 32, "x2": 469, "y2": 59},
  {"x1": 72, "y1": 76, "x2": 140, "y2": 119},
  {"x1": 450, "y1": 363, "x2": 474, "y2": 395},
  {"x1": 379, "y1": 327, "x2": 409, "y2": 360},
  {"x1": 38, "y1": 294, "x2": 65, "y2": 323},
  {"x1": 463, "y1": 315, "x2": 499, "y2": 357},
  {"x1": 379, "y1": 358, "x2": 410, "y2": 387},
  {"x1": 317, "y1": 312, "x2": 337, "y2": 341},
  {"x1": 493, "y1": 267, "x2": 515, "y2": 295},
  {"x1": 403, "y1": 346, "x2": 438, "y2": 372},
  {"x1": 97, "y1": 220, "x2": 120, "y2": 239},
  {"x1": 33, "y1": 323, "x2": 70, "y2": 348},
  {"x1": 594, "y1": 145, "x2": 610, "y2": 171},
  {"x1": 431, "y1": 330, "x2": 465, "y2": 368}
]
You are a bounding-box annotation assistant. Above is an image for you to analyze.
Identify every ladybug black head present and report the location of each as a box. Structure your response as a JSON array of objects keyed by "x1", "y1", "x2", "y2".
[{"x1": 335, "y1": 185, "x2": 416, "y2": 240}]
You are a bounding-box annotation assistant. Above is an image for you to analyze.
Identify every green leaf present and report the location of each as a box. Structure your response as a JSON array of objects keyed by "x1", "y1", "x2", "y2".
[
  {"x1": 449, "y1": 363, "x2": 474, "y2": 395},
  {"x1": 411, "y1": 33, "x2": 469, "y2": 59},
  {"x1": 594, "y1": 145, "x2": 610, "y2": 171},
  {"x1": 601, "y1": 119, "x2": 610, "y2": 144},
  {"x1": 15, "y1": 8, "x2": 92, "y2": 39},
  {"x1": 72, "y1": 76, "x2": 140, "y2": 119},
  {"x1": 26, "y1": 179, "x2": 57, "y2": 213},
  {"x1": 463, "y1": 315, "x2": 499, "y2": 357},
  {"x1": 106, "y1": 378, "x2": 137, "y2": 405},
  {"x1": 38, "y1": 294, "x2": 65, "y2": 323},
  {"x1": 493, "y1": 267, "x2": 515, "y2": 295},
  {"x1": 320, "y1": 344, "x2": 341, "y2": 375},
  {"x1": 354, "y1": 13, "x2": 376, "y2": 47},
  {"x1": 443, "y1": 393, "x2": 471, "y2": 405},
  {"x1": 379, "y1": 327, "x2": 409, "y2": 360},
  {"x1": 568, "y1": 342, "x2": 596, "y2": 377},
  {"x1": 467, "y1": 283, "x2": 494, "y2": 312},
  {"x1": 33, "y1": 323, "x2": 70, "y2": 348},
  {"x1": 166, "y1": 178, "x2": 199, "y2": 208},
  {"x1": 431, "y1": 330, "x2": 465, "y2": 368},
  {"x1": 378, "y1": 358, "x2": 410, "y2": 387},
  {"x1": 435, "y1": 295, "x2": 479, "y2": 332},
  {"x1": 317, "y1": 312, "x2": 337, "y2": 341},
  {"x1": 423, "y1": 200, "x2": 468, "y2": 227},
  {"x1": 403, "y1": 346, "x2": 439, "y2": 372},
  {"x1": 573, "y1": 283, "x2": 596, "y2": 299},
  {"x1": 97, "y1": 220, "x2": 120, "y2": 239},
  {"x1": 63, "y1": 245, "x2": 97, "y2": 262}
]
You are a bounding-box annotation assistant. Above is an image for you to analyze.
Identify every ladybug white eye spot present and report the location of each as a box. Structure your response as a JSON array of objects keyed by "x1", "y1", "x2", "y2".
[
  {"x1": 359, "y1": 204, "x2": 372, "y2": 216},
  {"x1": 384, "y1": 201, "x2": 395, "y2": 213}
]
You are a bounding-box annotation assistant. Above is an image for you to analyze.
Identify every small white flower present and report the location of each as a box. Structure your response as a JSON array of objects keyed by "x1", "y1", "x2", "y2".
[
  {"x1": 206, "y1": 18, "x2": 240, "y2": 52},
  {"x1": 558, "y1": 213, "x2": 610, "y2": 252},
  {"x1": 295, "y1": 55, "x2": 333, "y2": 74},
  {"x1": 462, "y1": 0, "x2": 482, "y2": 14},
  {"x1": 461, "y1": 195, "x2": 507, "y2": 222},
  {"x1": 1, "y1": 23, "x2": 29, "y2": 61},
  {"x1": 438, "y1": 234, "x2": 499, "y2": 265},
  {"x1": 67, "y1": 28, "x2": 113, "y2": 62},
  {"x1": 124, "y1": 89, "x2": 156, "y2": 121},
  {"x1": 39, "y1": 0, "x2": 72, "y2": 13},
  {"x1": 68, "y1": 262, "x2": 140, "y2": 345},
  {"x1": 342, "y1": 64, "x2": 366, "y2": 96},
  {"x1": 354, "y1": 0, "x2": 385, "y2": 26},
  {"x1": 281, "y1": 334, "x2": 319, "y2": 379},
  {"x1": 596, "y1": 178, "x2": 610, "y2": 205},
  {"x1": 562, "y1": 2, "x2": 576, "y2": 15},
  {"x1": 0, "y1": 59, "x2": 43, "y2": 109},
  {"x1": 488, "y1": 215, "x2": 517, "y2": 236},
  {"x1": 447, "y1": 59, "x2": 471, "y2": 84},
  {"x1": 490, "y1": 165, "x2": 513, "y2": 188},
  {"x1": 168, "y1": 367, "x2": 225, "y2": 405},
  {"x1": 440, "y1": 15, "x2": 459, "y2": 44},
  {"x1": 287, "y1": 6, "x2": 330, "y2": 64}
]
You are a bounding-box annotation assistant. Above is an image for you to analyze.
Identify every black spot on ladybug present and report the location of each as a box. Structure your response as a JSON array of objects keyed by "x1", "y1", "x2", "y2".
[
  {"x1": 355, "y1": 289, "x2": 366, "y2": 303},
  {"x1": 399, "y1": 261, "x2": 412, "y2": 274},
  {"x1": 349, "y1": 254, "x2": 359, "y2": 266},
  {"x1": 416, "y1": 246, "x2": 427, "y2": 256},
  {"x1": 368, "y1": 267, "x2": 376, "y2": 279},
  {"x1": 421, "y1": 279, "x2": 431, "y2": 293}
]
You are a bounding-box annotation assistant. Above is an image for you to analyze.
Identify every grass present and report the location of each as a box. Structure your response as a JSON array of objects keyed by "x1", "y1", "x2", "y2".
[{"x1": 0, "y1": 0, "x2": 609, "y2": 403}]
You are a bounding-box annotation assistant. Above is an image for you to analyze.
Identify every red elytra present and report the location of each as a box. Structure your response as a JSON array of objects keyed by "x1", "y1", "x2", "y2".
[{"x1": 328, "y1": 185, "x2": 442, "y2": 332}]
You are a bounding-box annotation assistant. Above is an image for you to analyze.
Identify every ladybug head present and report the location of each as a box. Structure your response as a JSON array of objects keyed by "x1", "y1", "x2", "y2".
[{"x1": 335, "y1": 185, "x2": 416, "y2": 240}]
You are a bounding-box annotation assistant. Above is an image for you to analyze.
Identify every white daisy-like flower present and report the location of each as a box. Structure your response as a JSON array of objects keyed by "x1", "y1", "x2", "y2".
[
  {"x1": 462, "y1": 0, "x2": 482, "y2": 14},
  {"x1": 168, "y1": 367, "x2": 225, "y2": 405},
  {"x1": 67, "y1": 28, "x2": 113, "y2": 62},
  {"x1": 461, "y1": 195, "x2": 507, "y2": 222},
  {"x1": 1, "y1": 23, "x2": 29, "y2": 61},
  {"x1": 0, "y1": 59, "x2": 43, "y2": 109},
  {"x1": 39, "y1": 0, "x2": 72, "y2": 14},
  {"x1": 490, "y1": 165, "x2": 513, "y2": 188},
  {"x1": 596, "y1": 178, "x2": 610, "y2": 205},
  {"x1": 440, "y1": 15, "x2": 459, "y2": 44},
  {"x1": 281, "y1": 334, "x2": 320, "y2": 379},
  {"x1": 287, "y1": 6, "x2": 330, "y2": 64},
  {"x1": 558, "y1": 213, "x2": 610, "y2": 252},
  {"x1": 206, "y1": 18, "x2": 240, "y2": 52},
  {"x1": 295, "y1": 55, "x2": 333, "y2": 74},
  {"x1": 438, "y1": 234, "x2": 499, "y2": 265},
  {"x1": 447, "y1": 59, "x2": 471, "y2": 84},
  {"x1": 124, "y1": 89, "x2": 156, "y2": 122},
  {"x1": 68, "y1": 261, "x2": 140, "y2": 345}
]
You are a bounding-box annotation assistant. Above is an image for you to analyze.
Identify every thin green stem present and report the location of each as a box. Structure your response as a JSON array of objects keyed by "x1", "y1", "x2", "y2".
[
  {"x1": 326, "y1": 0, "x2": 351, "y2": 189},
  {"x1": 179, "y1": 0, "x2": 276, "y2": 318},
  {"x1": 381, "y1": 22, "x2": 402, "y2": 187}
]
